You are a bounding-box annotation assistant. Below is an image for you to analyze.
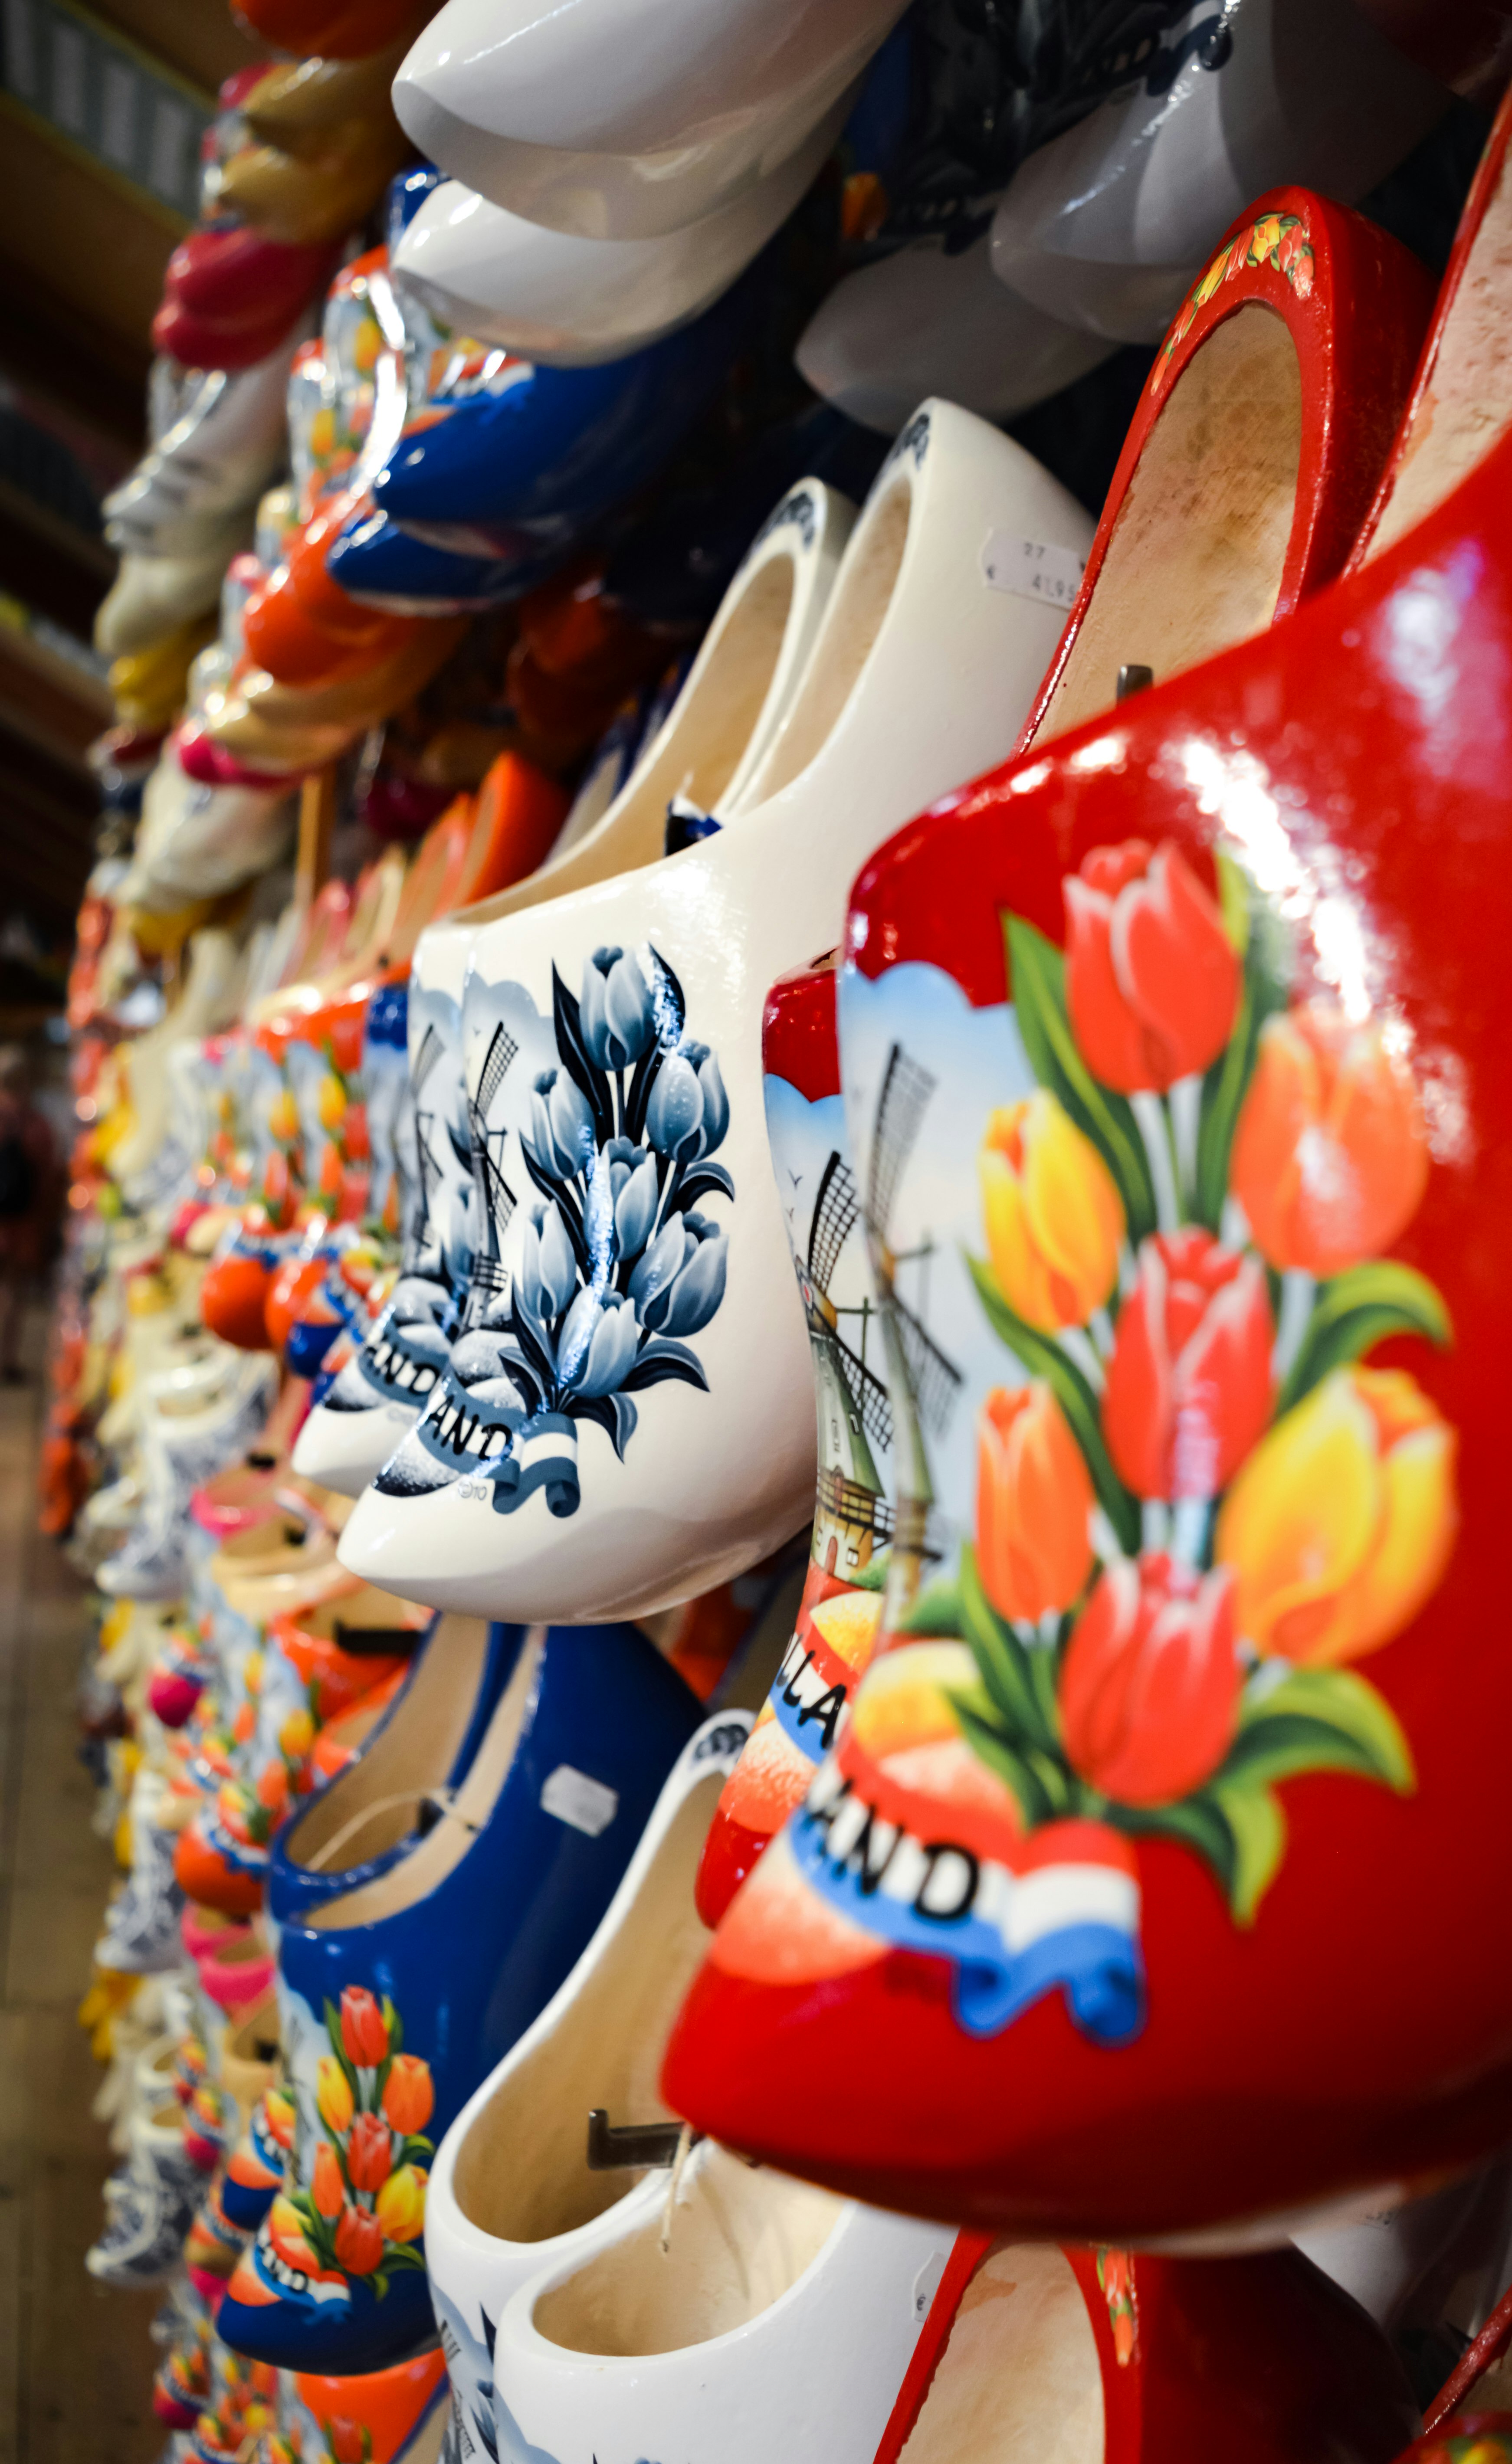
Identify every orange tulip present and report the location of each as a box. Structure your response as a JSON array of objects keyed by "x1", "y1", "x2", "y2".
[
  {"x1": 268, "y1": 2194, "x2": 321, "y2": 2273},
  {"x1": 381, "y1": 2054, "x2": 434, "y2": 2136},
  {"x1": 374, "y1": 2163, "x2": 427, "y2": 2245},
  {"x1": 311, "y1": 2140, "x2": 344, "y2": 2220},
  {"x1": 975, "y1": 1383, "x2": 1095, "y2": 1623},
  {"x1": 980, "y1": 1091, "x2": 1124, "y2": 1333},
  {"x1": 1230, "y1": 1002, "x2": 1428, "y2": 1276},
  {"x1": 1216, "y1": 1365, "x2": 1457, "y2": 1667},
  {"x1": 315, "y1": 2054, "x2": 353, "y2": 2136}
]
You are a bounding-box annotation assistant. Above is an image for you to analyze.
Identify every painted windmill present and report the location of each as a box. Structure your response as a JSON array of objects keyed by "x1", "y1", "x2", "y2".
[
  {"x1": 409, "y1": 1020, "x2": 446, "y2": 1255},
  {"x1": 466, "y1": 1019, "x2": 520, "y2": 1308},
  {"x1": 796, "y1": 1148, "x2": 895, "y2": 1575},
  {"x1": 863, "y1": 1040, "x2": 962, "y2": 1599}
]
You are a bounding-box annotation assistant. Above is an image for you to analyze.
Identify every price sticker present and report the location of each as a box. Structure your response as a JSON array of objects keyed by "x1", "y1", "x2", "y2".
[{"x1": 981, "y1": 531, "x2": 1086, "y2": 610}]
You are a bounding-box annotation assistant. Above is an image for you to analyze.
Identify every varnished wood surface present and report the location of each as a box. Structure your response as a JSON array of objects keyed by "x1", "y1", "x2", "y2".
[{"x1": 0, "y1": 1307, "x2": 159, "y2": 2464}]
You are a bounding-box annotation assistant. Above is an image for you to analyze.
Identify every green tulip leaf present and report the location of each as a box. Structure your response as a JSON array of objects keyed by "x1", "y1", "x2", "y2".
[
  {"x1": 383, "y1": 2245, "x2": 429, "y2": 2272},
  {"x1": 1224, "y1": 1665, "x2": 1415, "y2": 1793},
  {"x1": 1208, "y1": 1781, "x2": 1287, "y2": 1923},
  {"x1": 1193, "y1": 876, "x2": 1290, "y2": 1234},
  {"x1": 1277, "y1": 1261, "x2": 1453, "y2": 1413},
  {"x1": 1002, "y1": 912, "x2": 1157, "y2": 1243},
  {"x1": 892, "y1": 1575, "x2": 964, "y2": 1638},
  {"x1": 958, "y1": 1546, "x2": 1056, "y2": 1754},
  {"x1": 1107, "y1": 1792, "x2": 1239, "y2": 1907},
  {"x1": 947, "y1": 1689, "x2": 1064, "y2": 1827},
  {"x1": 966, "y1": 1255, "x2": 1141, "y2": 1556}
]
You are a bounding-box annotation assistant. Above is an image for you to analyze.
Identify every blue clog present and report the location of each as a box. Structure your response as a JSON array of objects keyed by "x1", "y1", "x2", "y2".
[
  {"x1": 325, "y1": 507, "x2": 570, "y2": 611},
  {"x1": 367, "y1": 277, "x2": 754, "y2": 563},
  {"x1": 268, "y1": 1616, "x2": 522, "y2": 1927},
  {"x1": 216, "y1": 1619, "x2": 701, "y2": 2372}
]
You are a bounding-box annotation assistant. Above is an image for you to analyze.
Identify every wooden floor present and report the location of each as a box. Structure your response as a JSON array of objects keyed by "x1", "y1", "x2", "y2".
[{"x1": 0, "y1": 1307, "x2": 160, "y2": 2464}]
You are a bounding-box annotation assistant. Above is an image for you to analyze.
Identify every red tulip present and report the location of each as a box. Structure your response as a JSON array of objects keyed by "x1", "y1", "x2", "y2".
[
  {"x1": 339, "y1": 1986, "x2": 388, "y2": 2068},
  {"x1": 1064, "y1": 839, "x2": 1240, "y2": 1093},
  {"x1": 323, "y1": 2418, "x2": 367, "y2": 2464},
  {"x1": 1102, "y1": 1229, "x2": 1274, "y2": 1501},
  {"x1": 333, "y1": 2204, "x2": 384, "y2": 2276},
  {"x1": 1059, "y1": 1553, "x2": 1241, "y2": 1806},
  {"x1": 1229, "y1": 1001, "x2": 1428, "y2": 1277},
  {"x1": 344, "y1": 2110, "x2": 392, "y2": 2192}
]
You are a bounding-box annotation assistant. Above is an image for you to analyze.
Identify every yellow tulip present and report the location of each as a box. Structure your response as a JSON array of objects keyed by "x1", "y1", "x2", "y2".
[
  {"x1": 278, "y1": 1707, "x2": 315, "y2": 1760},
  {"x1": 850, "y1": 1642, "x2": 978, "y2": 1761},
  {"x1": 374, "y1": 2163, "x2": 428, "y2": 2244},
  {"x1": 317, "y1": 1072, "x2": 347, "y2": 1133},
  {"x1": 316, "y1": 2054, "x2": 354, "y2": 2136},
  {"x1": 979, "y1": 1092, "x2": 1124, "y2": 1333},
  {"x1": 1216, "y1": 1367, "x2": 1457, "y2": 1667}
]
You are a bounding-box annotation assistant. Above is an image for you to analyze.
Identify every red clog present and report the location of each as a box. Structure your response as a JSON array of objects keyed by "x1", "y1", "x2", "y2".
[{"x1": 663, "y1": 99, "x2": 1512, "y2": 2244}]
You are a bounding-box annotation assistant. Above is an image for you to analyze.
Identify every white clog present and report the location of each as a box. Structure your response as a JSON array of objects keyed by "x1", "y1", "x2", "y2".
[
  {"x1": 989, "y1": 0, "x2": 1445, "y2": 345},
  {"x1": 798, "y1": 225, "x2": 1115, "y2": 434},
  {"x1": 95, "y1": 548, "x2": 238, "y2": 661},
  {"x1": 427, "y1": 1712, "x2": 751, "y2": 2458},
  {"x1": 336, "y1": 404, "x2": 1093, "y2": 1623},
  {"x1": 393, "y1": 0, "x2": 907, "y2": 240},
  {"x1": 120, "y1": 747, "x2": 295, "y2": 917},
  {"x1": 292, "y1": 480, "x2": 854, "y2": 1501},
  {"x1": 393, "y1": 108, "x2": 846, "y2": 369},
  {"x1": 489, "y1": 2140, "x2": 951, "y2": 2464},
  {"x1": 104, "y1": 336, "x2": 307, "y2": 560}
]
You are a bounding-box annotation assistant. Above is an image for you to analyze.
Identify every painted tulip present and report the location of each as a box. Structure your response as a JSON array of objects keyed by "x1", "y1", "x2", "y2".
[
  {"x1": 517, "y1": 1199, "x2": 577, "y2": 1323},
  {"x1": 1063, "y1": 839, "x2": 1240, "y2": 1093},
  {"x1": 323, "y1": 2420, "x2": 366, "y2": 2464},
  {"x1": 1216, "y1": 1366, "x2": 1457, "y2": 1667},
  {"x1": 334, "y1": 2203, "x2": 385, "y2": 2276},
  {"x1": 1102, "y1": 1229, "x2": 1274, "y2": 1500},
  {"x1": 315, "y1": 2055, "x2": 353, "y2": 2136},
  {"x1": 581, "y1": 945, "x2": 655, "y2": 1070},
  {"x1": 976, "y1": 1382, "x2": 1094, "y2": 1622},
  {"x1": 381, "y1": 2054, "x2": 433, "y2": 2136},
  {"x1": 1229, "y1": 1002, "x2": 1429, "y2": 1276},
  {"x1": 310, "y1": 2141, "x2": 344, "y2": 2220},
  {"x1": 525, "y1": 1066, "x2": 595, "y2": 1182},
  {"x1": 645, "y1": 1041, "x2": 728, "y2": 1163},
  {"x1": 345, "y1": 2110, "x2": 393, "y2": 2192},
  {"x1": 268, "y1": 2194, "x2": 321, "y2": 2273},
  {"x1": 1059, "y1": 1553, "x2": 1241, "y2": 1806},
  {"x1": 278, "y1": 1707, "x2": 315, "y2": 1760},
  {"x1": 557, "y1": 1286, "x2": 640, "y2": 1397},
  {"x1": 339, "y1": 1986, "x2": 388, "y2": 2069},
  {"x1": 609, "y1": 1142, "x2": 659, "y2": 1261},
  {"x1": 979, "y1": 1091, "x2": 1123, "y2": 1334},
  {"x1": 374, "y1": 2163, "x2": 427, "y2": 2244}
]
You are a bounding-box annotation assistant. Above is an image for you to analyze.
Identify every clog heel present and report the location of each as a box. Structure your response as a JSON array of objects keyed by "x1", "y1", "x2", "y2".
[
  {"x1": 663, "y1": 85, "x2": 1512, "y2": 2248},
  {"x1": 216, "y1": 1620, "x2": 700, "y2": 2372},
  {"x1": 425, "y1": 1711, "x2": 751, "y2": 2458}
]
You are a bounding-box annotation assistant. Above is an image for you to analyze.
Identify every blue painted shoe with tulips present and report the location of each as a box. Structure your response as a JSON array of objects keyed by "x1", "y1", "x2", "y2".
[{"x1": 216, "y1": 1619, "x2": 701, "y2": 2371}]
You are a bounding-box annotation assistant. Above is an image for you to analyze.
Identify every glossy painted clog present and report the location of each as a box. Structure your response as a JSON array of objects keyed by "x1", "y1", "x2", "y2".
[
  {"x1": 96, "y1": 551, "x2": 236, "y2": 661},
  {"x1": 873, "y1": 2234, "x2": 1415, "y2": 2464},
  {"x1": 336, "y1": 405, "x2": 1092, "y2": 1625},
  {"x1": 1020, "y1": 187, "x2": 1433, "y2": 750},
  {"x1": 988, "y1": 0, "x2": 1445, "y2": 344},
  {"x1": 105, "y1": 345, "x2": 301, "y2": 562},
  {"x1": 696, "y1": 957, "x2": 892, "y2": 1925},
  {"x1": 284, "y1": 2349, "x2": 449, "y2": 2464},
  {"x1": 268, "y1": 1616, "x2": 519, "y2": 1925},
  {"x1": 663, "y1": 90, "x2": 1512, "y2": 2245},
  {"x1": 366, "y1": 284, "x2": 754, "y2": 565},
  {"x1": 324, "y1": 514, "x2": 571, "y2": 615},
  {"x1": 392, "y1": 0, "x2": 905, "y2": 238},
  {"x1": 294, "y1": 485, "x2": 849, "y2": 1500},
  {"x1": 234, "y1": 0, "x2": 428, "y2": 60},
  {"x1": 215, "y1": 1621, "x2": 701, "y2": 2369},
  {"x1": 426, "y1": 1711, "x2": 750, "y2": 2461},
  {"x1": 390, "y1": 106, "x2": 843, "y2": 369}
]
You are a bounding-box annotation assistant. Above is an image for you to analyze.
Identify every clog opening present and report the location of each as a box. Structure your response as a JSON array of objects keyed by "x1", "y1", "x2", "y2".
[
  {"x1": 895, "y1": 2243, "x2": 1103, "y2": 2464},
  {"x1": 305, "y1": 1628, "x2": 543, "y2": 1923},
  {"x1": 1368, "y1": 136, "x2": 1512, "y2": 557},
  {"x1": 752, "y1": 474, "x2": 912, "y2": 799},
  {"x1": 286, "y1": 1615, "x2": 493, "y2": 1870},
  {"x1": 457, "y1": 549, "x2": 797, "y2": 920},
  {"x1": 453, "y1": 1763, "x2": 728, "y2": 2244},
  {"x1": 530, "y1": 2143, "x2": 844, "y2": 2356},
  {"x1": 290, "y1": 1584, "x2": 428, "y2": 1649},
  {"x1": 1038, "y1": 302, "x2": 1302, "y2": 742}
]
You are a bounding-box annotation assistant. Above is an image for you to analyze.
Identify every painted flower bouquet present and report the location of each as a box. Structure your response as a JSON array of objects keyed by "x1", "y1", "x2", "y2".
[
  {"x1": 908, "y1": 836, "x2": 1456, "y2": 1922},
  {"x1": 270, "y1": 1988, "x2": 433, "y2": 2296}
]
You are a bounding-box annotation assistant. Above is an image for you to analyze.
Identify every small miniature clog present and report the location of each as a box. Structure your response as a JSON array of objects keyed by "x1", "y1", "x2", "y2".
[
  {"x1": 392, "y1": 0, "x2": 905, "y2": 238},
  {"x1": 215, "y1": 1621, "x2": 702, "y2": 2371}
]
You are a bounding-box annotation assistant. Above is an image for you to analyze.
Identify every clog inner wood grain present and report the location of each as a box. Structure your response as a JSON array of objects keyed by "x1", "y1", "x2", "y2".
[
  {"x1": 897, "y1": 2245, "x2": 1102, "y2": 2464},
  {"x1": 1038, "y1": 305, "x2": 1302, "y2": 742}
]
